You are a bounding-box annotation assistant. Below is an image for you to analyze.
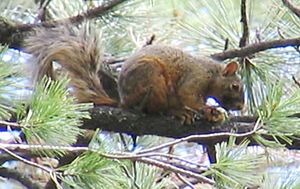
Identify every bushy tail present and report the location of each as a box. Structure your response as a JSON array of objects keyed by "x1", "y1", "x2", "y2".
[{"x1": 25, "y1": 24, "x2": 118, "y2": 106}]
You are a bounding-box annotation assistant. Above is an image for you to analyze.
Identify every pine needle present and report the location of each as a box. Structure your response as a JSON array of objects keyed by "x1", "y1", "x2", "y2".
[{"x1": 21, "y1": 77, "x2": 92, "y2": 156}]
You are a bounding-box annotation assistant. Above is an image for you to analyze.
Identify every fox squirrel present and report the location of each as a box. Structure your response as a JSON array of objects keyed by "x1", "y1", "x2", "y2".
[{"x1": 26, "y1": 26, "x2": 244, "y2": 124}]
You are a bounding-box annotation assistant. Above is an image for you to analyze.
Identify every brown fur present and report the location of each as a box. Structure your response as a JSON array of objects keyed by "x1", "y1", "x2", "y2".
[
  {"x1": 118, "y1": 45, "x2": 244, "y2": 123},
  {"x1": 26, "y1": 25, "x2": 117, "y2": 106},
  {"x1": 26, "y1": 26, "x2": 244, "y2": 124}
]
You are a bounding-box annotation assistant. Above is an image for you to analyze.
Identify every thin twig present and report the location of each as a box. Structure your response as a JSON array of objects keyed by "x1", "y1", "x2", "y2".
[
  {"x1": 0, "y1": 143, "x2": 197, "y2": 162},
  {"x1": 145, "y1": 152, "x2": 208, "y2": 169},
  {"x1": 0, "y1": 142, "x2": 208, "y2": 176},
  {"x1": 239, "y1": 0, "x2": 249, "y2": 48},
  {"x1": 119, "y1": 133, "x2": 129, "y2": 151},
  {"x1": 137, "y1": 128, "x2": 259, "y2": 154},
  {"x1": 35, "y1": 0, "x2": 52, "y2": 22},
  {"x1": 0, "y1": 120, "x2": 22, "y2": 128},
  {"x1": 255, "y1": 29, "x2": 261, "y2": 42},
  {"x1": 0, "y1": 146, "x2": 53, "y2": 173},
  {"x1": 0, "y1": 129, "x2": 259, "y2": 159},
  {"x1": 282, "y1": 0, "x2": 300, "y2": 18},
  {"x1": 143, "y1": 34, "x2": 156, "y2": 47},
  {"x1": 16, "y1": 0, "x2": 128, "y2": 32},
  {"x1": 224, "y1": 38, "x2": 229, "y2": 51},
  {"x1": 175, "y1": 173, "x2": 195, "y2": 189},
  {"x1": 139, "y1": 157, "x2": 215, "y2": 185},
  {"x1": 0, "y1": 143, "x2": 213, "y2": 183},
  {"x1": 292, "y1": 75, "x2": 300, "y2": 88},
  {"x1": 39, "y1": 0, "x2": 52, "y2": 8},
  {"x1": 132, "y1": 161, "x2": 139, "y2": 189},
  {"x1": 0, "y1": 143, "x2": 89, "y2": 153},
  {"x1": 152, "y1": 157, "x2": 206, "y2": 176}
]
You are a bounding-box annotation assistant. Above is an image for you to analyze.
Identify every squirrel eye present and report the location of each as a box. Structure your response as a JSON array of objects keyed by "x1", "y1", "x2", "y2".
[{"x1": 231, "y1": 83, "x2": 240, "y2": 91}]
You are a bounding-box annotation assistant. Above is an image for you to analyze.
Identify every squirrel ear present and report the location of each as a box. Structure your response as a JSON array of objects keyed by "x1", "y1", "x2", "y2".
[{"x1": 222, "y1": 61, "x2": 239, "y2": 76}]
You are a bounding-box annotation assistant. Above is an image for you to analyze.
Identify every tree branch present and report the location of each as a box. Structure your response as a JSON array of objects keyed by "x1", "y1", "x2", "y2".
[
  {"x1": 0, "y1": 0, "x2": 127, "y2": 49},
  {"x1": 83, "y1": 106, "x2": 256, "y2": 139},
  {"x1": 1, "y1": 142, "x2": 215, "y2": 185},
  {"x1": 282, "y1": 0, "x2": 300, "y2": 18},
  {"x1": 0, "y1": 146, "x2": 53, "y2": 174},
  {"x1": 35, "y1": 0, "x2": 52, "y2": 22},
  {"x1": 211, "y1": 37, "x2": 300, "y2": 61},
  {"x1": 1, "y1": 0, "x2": 300, "y2": 63},
  {"x1": 239, "y1": 0, "x2": 249, "y2": 48},
  {"x1": 2, "y1": 106, "x2": 300, "y2": 149},
  {"x1": 81, "y1": 106, "x2": 300, "y2": 149}
]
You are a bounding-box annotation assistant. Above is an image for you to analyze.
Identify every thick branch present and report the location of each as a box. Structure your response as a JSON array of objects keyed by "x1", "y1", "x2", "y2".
[
  {"x1": 211, "y1": 37, "x2": 300, "y2": 61},
  {"x1": 80, "y1": 106, "x2": 300, "y2": 149},
  {"x1": 1, "y1": 106, "x2": 299, "y2": 148},
  {"x1": 83, "y1": 106, "x2": 255, "y2": 138},
  {"x1": 0, "y1": 0, "x2": 127, "y2": 49},
  {"x1": 282, "y1": 0, "x2": 300, "y2": 18}
]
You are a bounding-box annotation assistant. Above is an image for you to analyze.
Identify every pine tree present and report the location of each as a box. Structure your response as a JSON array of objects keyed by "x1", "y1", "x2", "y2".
[{"x1": 0, "y1": 0, "x2": 300, "y2": 188}]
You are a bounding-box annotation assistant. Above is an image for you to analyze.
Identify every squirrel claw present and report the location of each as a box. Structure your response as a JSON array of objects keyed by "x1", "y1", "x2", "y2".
[
  {"x1": 171, "y1": 106, "x2": 227, "y2": 124},
  {"x1": 181, "y1": 107, "x2": 195, "y2": 124},
  {"x1": 182, "y1": 113, "x2": 194, "y2": 125},
  {"x1": 169, "y1": 109, "x2": 195, "y2": 125}
]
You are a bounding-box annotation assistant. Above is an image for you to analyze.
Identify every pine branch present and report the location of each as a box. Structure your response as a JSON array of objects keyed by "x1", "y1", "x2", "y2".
[
  {"x1": 21, "y1": 0, "x2": 127, "y2": 30},
  {"x1": 138, "y1": 157, "x2": 215, "y2": 185},
  {"x1": 82, "y1": 106, "x2": 300, "y2": 148},
  {"x1": 3, "y1": 20, "x2": 300, "y2": 61},
  {"x1": 0, "y1": 152, "x2": 42, "y2": 165},
  {"x1": 0, "y1": 146, "x2": 53, "y2": 174},
  {"x1": 35, "y1": 0, "x2": 52, "y2": 22},
  {"x1": 239, "y1": 0, "x2": 249, "y2": 48},
  {"x1": 0, "y1": 142, "x2": 215, "y2": 184},
  {"x1": 0, "y1": 120, "x2": 21, "y2": 128},
  {"x1": 0, "y1": 0, "x2": 128, "y2": 49},
  {"x1": 83, "y1": 106, "x2": 256, "y2": 139},
  {"x1": 210, "y1": 36, "x2": 300, "y2": 61},
  {"x1": 175, "y1": 173, "x2": 195, "y2": 189},
  {"x1": 3, "y1": 106, "x2": 299, "y2": 149}
]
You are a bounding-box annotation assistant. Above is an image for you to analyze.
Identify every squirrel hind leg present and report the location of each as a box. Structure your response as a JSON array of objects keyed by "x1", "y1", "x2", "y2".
[
  {"x1": 120, "y1": 81, "x2": 168, "y2": 113},
  {"x1": 137, "y1": 86, "x2": 154, "y2": 111},
  {"x1": 119, "y1": 58, "x2": 170, "y2": 113}
]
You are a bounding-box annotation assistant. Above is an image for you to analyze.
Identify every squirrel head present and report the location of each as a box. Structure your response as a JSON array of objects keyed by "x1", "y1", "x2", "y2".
[{"x1": 208, "y1": 61, "x2": 244, "y2": 111}]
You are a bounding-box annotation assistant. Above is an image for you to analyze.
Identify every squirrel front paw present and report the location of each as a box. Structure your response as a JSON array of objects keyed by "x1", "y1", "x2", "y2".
[
  {"x1": 169, "y1": 106, "x2": 228, "y2": 125},
  {"x1": 169, "y1": 108, "x2": 196, "y2": 125},
  {"x1": 201, "y1": 106, "x2": 228, "y2": 124}
]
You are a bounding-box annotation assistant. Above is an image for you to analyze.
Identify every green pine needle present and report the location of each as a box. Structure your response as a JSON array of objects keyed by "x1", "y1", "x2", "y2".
[
  {"x1": 61, "y1": 151, "x2": 174, "y2": 189},
  {"x1": 208, "y1": 137, "x2": 265, "y2": 188},
  {"x1": 61, "y1": 151, "x2": 119, "y2": 189},
  {"x1": 0, "y1": 47, "x2": 19, "y2": 120},
  {"x1": 60, "y1": 131, "x2": 174, "y2": 189},
  {"x1": 261, "y1": 166, "x2": 300, "y2": 189},
  {"x1": 21, "y1": 77, "x2": 92, "y2": 156},
  {"x1": 257, "y1": 82, "x2": 300, "y2": 146}
]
